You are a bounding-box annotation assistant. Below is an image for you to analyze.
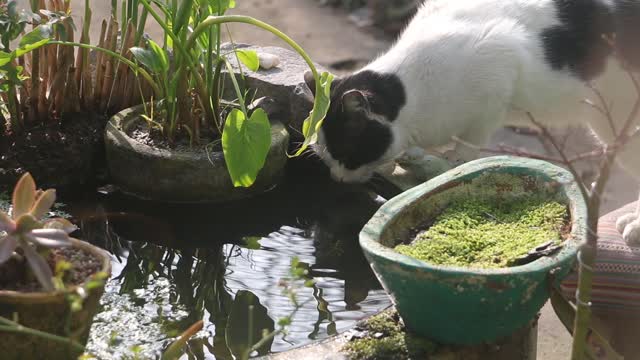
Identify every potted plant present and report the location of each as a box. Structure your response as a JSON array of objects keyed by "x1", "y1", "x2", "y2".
[
  {"x1": 359, "y1": 156, "x2": 587, "y2": 345},
  {"x1": 0, "y1": 173, "x2": 111, "y2": 359},
  {"x1": 87, "y1": 0, "x2": 333, "y2": 202},
  {"x1": 0, "y1": 0, "x2": 150, "y2": 188}
]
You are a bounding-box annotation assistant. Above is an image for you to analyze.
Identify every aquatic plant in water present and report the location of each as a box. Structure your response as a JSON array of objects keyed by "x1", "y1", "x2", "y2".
[{"x1": 395, "y1": 196, "x2": 568, "y2": 269}]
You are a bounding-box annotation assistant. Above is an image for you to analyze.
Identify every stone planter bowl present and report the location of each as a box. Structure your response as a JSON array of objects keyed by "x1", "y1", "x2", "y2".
[
  {"x1": 0, "y1": 238, "x2": 111, "y2": 360},
  {"x1": 105, "y1": 105, "x2": 290, "y2": 203},
  {"x1": 359, "y1": 156, "x2": 587, "y2": 345}
]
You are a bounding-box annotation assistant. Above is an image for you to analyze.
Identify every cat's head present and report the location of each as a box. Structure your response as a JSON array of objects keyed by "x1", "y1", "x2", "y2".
[{"x1": 304, "y1": 70, "x2": 407, "y2": 183}]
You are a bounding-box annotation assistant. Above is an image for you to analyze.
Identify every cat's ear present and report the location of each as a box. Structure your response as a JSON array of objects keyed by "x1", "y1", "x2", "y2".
[{"x1": 342, "y1": 90, "x2": 370, "y2": 114}]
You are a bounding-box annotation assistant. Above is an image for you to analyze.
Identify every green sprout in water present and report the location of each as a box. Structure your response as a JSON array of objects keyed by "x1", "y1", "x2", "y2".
[{"x1": 395, "y1": 196, "x2": 568, "y2": 269}]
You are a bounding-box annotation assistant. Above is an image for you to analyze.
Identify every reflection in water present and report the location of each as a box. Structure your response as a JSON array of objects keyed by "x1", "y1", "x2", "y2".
[{"x1": 64, "y1": 164, "x2": 391, "y2": 359}]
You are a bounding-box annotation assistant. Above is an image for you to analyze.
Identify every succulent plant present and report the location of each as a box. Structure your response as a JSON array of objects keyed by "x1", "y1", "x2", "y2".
[{"x1": 0, "y1": 173, "x2": 77, "y2": 291}]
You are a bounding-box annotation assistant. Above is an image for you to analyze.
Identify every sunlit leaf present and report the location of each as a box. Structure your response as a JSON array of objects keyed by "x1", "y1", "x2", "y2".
[
  {"x1": 27, "y1": 229, "x2": 72, "y2": 248},
  {"x1": 222, "y1": 108, "x2": 272, "y2": 188},
  {"x1": 22, "y1": 241, "x2": 54, "y2": 291},
  {"x1": 209, "y1": 0, "x2": 236, "y2": 13},
  {"x1": 0, "y1": 51, "x2": 13, "y2": 67},
  {"x1": 12, "y1": 173, "x2": 36, "y2": 219},
  {"x1": 242, "y1": 236, "x2": 262, "y2": 250},
  {"x1": 148, "y1": 39, "x2": 169, "y2": 72},
  {"x1": 16, "y1": 25, "x2": 52, "y2": 56},
  {"x1": 235, "y1": 49, "x2": 259, "y2": 72},
  {"x1": 15, "y1": 214, "x2": 41, "y2": 233},
  {"x1": 292, "y1": 71, "x2": 334, "y2": 156},
  {"x1": 43, "y1": 218, "x2": 77, "y2": 234},
  {"x1": 30, "y1": 189, "x2": 56, "y2": 220},
  {"x1": 130, "y1": 46, "x2": 164, "y2": 74},
  {"x1": 277, "y1": 316, "x2": 291, "y2": 327}
]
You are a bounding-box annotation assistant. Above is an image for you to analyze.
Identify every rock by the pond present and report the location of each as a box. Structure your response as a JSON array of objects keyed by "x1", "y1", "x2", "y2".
[{"x1": 221, "y1": 43, "x2": 329, "y2": 143}]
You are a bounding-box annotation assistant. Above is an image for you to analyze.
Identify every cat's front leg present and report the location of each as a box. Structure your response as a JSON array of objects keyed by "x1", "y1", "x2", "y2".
[{"x1": 616, "y1": 197, "x2": 640, "y2": 245}]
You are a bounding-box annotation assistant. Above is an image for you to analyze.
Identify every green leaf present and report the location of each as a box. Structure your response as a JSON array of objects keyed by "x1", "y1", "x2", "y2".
[
  {"x1": 148, "y1": 39, "x2": 169, "y2": 72},
  {"x1": 222, "y1": 108, "x2": 272, "y2": 188},
  {"x1": 235, "y1": 49, "x2": 259, "y2": 71},
  {"x1": 242, "y1": 236, "x2": 262, "y2": 250},
  {"x1": 277, "y1": 316, "x2": 292, "y2": 327},
  {"x1": 130, "y1": 47, "x2": 160, "y2": 73},
  {"x1": 292, "y1": 71, "x2": 334, "y2": 156},
  {"x1": 16, "y1": 25, "x2": 52, "y2": 57},
  {"x1": 0, "y1": 51, "x2": 13, "y2": 67},
  {"x1": 209, "y1": 0, "x2": 236, "y2": 13}
]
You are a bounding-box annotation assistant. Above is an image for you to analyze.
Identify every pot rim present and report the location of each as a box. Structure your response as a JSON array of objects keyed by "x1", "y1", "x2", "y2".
[
  {"x1": 359, "y1": 156, "x2": 587, "y2": 276},
  {"x1": 107, "y1": 103, "x2": 289, "y2": 159},
  {"x1": 0, "y1": 238, "x2": 112, "y2": 303}
]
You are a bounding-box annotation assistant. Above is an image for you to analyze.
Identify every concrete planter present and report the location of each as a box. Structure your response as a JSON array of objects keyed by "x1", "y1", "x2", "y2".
[
  {"x1": 105, "y1": 105, "x2": 290, "y2": 203},
  {"x1": 359, "y1": 156, "x2": 587, "y2": 345},
  {"x1": 0, "y1": 238, "x2": 111, "y2": 360}
]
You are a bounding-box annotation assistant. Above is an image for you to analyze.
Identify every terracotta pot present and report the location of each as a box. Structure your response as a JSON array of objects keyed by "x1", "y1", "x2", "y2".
[{"x1": 0, "y1": 238, "x2": 112, "y2": 360}]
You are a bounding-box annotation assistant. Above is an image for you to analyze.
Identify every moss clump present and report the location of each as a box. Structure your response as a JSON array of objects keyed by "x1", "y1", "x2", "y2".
[
  {"x1": 343, "y1": 311, "x2": 436, "y2": 360},
  {"x1": 395, "y1": 195, "x2": 568, "y2": 269}
]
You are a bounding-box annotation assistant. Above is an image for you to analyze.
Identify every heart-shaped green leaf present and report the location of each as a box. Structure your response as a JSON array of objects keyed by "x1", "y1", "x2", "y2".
[
  {"x1": 222, "y1": 108, "x2": 271, "y2": 188},
  {"x1": 291, "y1": 71, "x2": 334, "y2": 157},
  {"x1": 235, "y1": 49, "x2": 259, "y2": 72}
]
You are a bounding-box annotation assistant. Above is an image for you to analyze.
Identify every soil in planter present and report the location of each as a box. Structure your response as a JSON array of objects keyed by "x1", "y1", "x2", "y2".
[
  {"x1": 128, "y1": 121, "x2": 223, "y2": 153},
  {"x1": 0, "y1": 112, "x2": 108, "y2": 189},
  {"x1": 395, "y1": 195, "x2": 569, "y2": 269},
  {"x1": 0, "y1": 246, "x2": 102, "y2": 292}
]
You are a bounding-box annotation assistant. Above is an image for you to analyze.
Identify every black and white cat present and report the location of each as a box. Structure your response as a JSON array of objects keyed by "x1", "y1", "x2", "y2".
[{"x1": 305, "y1": 0, "x2": 640, "y2": 243}]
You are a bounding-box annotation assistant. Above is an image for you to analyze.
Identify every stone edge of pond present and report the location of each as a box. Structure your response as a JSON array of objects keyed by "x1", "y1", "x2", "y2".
[{"x1": 259, "y1": 328, "x2": 351, "y2": 360}]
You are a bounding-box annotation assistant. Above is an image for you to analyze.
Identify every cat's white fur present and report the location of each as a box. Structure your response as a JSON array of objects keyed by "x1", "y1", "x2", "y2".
[{"x1": 327, "y1": 0, "x2": 640, "y2": 243}]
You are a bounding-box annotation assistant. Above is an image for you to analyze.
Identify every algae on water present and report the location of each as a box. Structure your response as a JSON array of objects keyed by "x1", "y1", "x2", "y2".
[{"x1": 394, "y1": 195, "x2": 568, "y2": 269}]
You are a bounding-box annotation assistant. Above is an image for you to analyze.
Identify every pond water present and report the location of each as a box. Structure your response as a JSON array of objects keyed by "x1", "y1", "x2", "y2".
[{"x1": 61, "y1": 162, "x2": 392, "y2": 359}]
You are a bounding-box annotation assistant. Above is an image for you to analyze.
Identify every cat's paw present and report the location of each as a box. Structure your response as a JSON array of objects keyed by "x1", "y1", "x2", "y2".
[{"x1": 616, "y1": 213, "x2": 640, "y2": 246}]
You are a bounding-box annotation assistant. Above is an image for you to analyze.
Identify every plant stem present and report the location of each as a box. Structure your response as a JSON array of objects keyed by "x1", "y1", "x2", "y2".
[
  {"x1": 224, "y1": 59, "x2": 248, "y2": 116},
  {"x1": 48, "y1": 40, "x2": 161, "y2": 96},
  {"x1": 0, "y1": 317, "x2": 85, "y2": 352},
  {"x1": 188, "y1": 15, "x2": 320, "y2": 80}
]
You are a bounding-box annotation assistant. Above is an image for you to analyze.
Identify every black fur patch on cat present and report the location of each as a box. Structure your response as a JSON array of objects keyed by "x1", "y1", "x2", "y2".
[
  {"x1": 542, "y1": 0, "x2": 640, "y2": 80},
  {"x1": 612, "y1": 0, "x2": 640, "y2": 69},
  {"x1": 541, "y1": 0, "x2": 614, "y2": 80},
  {"x1": 321, "y1": 71, "x2": 405, "y2": 170}
]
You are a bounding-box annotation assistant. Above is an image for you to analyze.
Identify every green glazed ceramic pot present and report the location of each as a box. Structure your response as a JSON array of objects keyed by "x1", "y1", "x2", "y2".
[{"x1": 359, "y1": 156, "x2": 587, "y2": 345}]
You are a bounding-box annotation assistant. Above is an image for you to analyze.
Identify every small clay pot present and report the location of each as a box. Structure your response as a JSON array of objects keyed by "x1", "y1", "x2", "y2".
[{"x1": 0, "y1": 238, "x2": 112, "y2": 360}]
